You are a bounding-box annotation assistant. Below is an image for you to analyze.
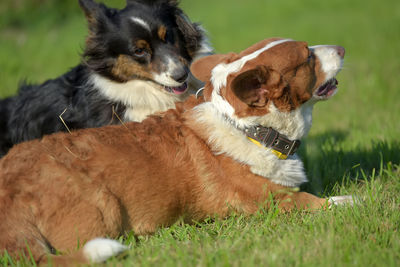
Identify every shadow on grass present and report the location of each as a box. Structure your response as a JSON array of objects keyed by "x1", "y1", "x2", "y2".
[{"x1": 299, "y1": 130, "x2": 400, "y2": 195}]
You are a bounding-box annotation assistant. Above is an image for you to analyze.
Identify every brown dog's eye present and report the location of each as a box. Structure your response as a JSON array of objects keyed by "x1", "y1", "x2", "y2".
[
  {"x1": 134, "y1": 48, "x2": 147, "y2": 57},
  {"x1": 307, "y1": 51, "x2": 313, "y2": 61}
]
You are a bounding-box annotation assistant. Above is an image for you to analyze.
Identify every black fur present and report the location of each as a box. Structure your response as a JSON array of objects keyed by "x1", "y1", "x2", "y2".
[{"x1": 0, "y1": 0, "x2": 209, "y2": 157}]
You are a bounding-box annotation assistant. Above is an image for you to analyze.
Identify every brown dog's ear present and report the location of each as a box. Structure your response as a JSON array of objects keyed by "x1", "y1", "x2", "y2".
[
  {"x1": 190, "y1": 53, "x2": 235, "y2": 82},
  {"x1": 231, "y1": 66, "x2": 282, "y2": 107}
]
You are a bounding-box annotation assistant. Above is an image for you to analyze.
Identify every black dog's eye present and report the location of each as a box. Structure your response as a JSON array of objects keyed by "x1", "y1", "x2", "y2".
[
  {"x1": 165, "y1": 30, "x2": 174, "y2": 43},
  {"x1": 134, "y1": 48, "x2": 147, "y2": 57}
]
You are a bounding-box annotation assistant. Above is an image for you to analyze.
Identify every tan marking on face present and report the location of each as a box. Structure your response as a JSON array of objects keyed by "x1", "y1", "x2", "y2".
[
  {"x1": 111, "y1": 55, "x2": 153, "y2": 82},
  {"x1": 158, "y1": 25, "x2": 167, "y2": 41},
  {"x1": 135, "y1": 40, "x2": 151, "y2": 53}
]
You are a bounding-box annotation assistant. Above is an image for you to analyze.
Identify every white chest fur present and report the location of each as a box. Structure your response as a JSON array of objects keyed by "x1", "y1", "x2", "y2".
[
  {"x1": 89, "y1": 73, "x2": 189, "y2": 122},
  {"x1": 193, "y1": 102, "x2": 315, "y2": 187}
]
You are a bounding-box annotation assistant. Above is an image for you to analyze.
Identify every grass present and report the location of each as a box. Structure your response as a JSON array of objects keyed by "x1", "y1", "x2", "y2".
[{"x1": 1, "y1": 0, "x2": 399, "y2": 266}]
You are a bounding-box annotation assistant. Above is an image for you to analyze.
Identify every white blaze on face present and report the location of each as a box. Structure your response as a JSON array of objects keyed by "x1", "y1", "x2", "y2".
[
  {"x1": 131, "y1": 17, "x2": 151, "y2": 33},
  {"x1": 310, "y1": 45, "x2": 344, "y2": 82}
]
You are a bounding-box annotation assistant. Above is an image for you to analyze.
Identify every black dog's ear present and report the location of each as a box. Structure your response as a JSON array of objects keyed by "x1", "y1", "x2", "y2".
[
  {"x1": 231, "y1": 66, "x2": 282, "y2": 107},
  {"x1": 175, "y1": 12, "x2": 203, "y2": 54},
  {"x1": 126, "y1": 0, "x2": 178, "y2": 5},
  {"x1": 79, "y1": 0, "x2": 105, "y2": 28},
  {"x1": 126, "y1": 0, "x2": 139, "y2": 5}
]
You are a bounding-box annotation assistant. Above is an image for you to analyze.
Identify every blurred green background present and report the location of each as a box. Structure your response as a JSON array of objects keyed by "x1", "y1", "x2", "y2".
[{"x1": 0, "y1": 0, "x2": 399, "y2": 193}]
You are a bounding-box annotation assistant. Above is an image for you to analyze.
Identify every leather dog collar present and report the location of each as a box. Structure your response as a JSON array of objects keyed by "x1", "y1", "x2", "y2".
[{"x1": 243, "y1": 125, "x2": 301, "y2": 159}]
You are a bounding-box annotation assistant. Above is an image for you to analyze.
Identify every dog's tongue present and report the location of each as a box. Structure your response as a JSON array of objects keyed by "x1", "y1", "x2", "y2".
[
  {"x1": 317, "y1": 79, "x2": 338, "y2": 97},
  {"x1": 170, "y1": 83, "x2": 188, "y2": 95}
]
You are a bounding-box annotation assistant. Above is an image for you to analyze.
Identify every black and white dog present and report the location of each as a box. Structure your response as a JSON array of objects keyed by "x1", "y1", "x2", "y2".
[{"x1": 0, "y1": 0, "x2": 212, "y2": 157}]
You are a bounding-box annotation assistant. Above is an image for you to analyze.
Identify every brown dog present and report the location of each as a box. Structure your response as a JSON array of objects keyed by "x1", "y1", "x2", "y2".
[{"x1": 0, "y1": 38, "x2": 351, "y2": 265}]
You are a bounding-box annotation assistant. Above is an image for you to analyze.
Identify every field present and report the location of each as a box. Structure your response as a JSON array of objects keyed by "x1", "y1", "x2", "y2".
[{"x1": 1, "y1": 0, "x2": 400, "y2": 266}]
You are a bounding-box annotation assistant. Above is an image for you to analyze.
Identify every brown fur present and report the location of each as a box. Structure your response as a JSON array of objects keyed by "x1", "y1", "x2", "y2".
[{"x1": 0, "y1": 38, "x2": 341, "y2": 265}]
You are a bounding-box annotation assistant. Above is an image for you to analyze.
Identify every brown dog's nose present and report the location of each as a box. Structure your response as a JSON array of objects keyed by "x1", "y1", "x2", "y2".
[{"x1": 335, "y1": 46, "x2": 345, "y2": 58}]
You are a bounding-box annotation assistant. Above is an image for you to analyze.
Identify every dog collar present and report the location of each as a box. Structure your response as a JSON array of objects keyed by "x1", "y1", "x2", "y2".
[{"x1": 243, "y1": 125, "x2": 301, "y2": 159}]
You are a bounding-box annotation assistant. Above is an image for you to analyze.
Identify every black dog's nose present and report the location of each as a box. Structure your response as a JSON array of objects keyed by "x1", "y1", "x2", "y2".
[{"x1": 171, "y1": 68, "x2": 189, "y2": 83}]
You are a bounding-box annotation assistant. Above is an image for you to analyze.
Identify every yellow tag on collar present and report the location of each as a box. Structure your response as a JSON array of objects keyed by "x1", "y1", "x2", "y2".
[
  {"x1": 247, "y1": 137, "x2": 288, "y2": 160},
  {"x1": 270, "y1": 150, "x2": 288, "y2": 160}
]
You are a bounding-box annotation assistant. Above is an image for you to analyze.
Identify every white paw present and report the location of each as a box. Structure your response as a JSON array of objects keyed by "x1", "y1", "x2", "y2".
[
  {"x1": 328, "y1": 195, "x2": 355, "y2": 206},
  {"x1": 83, "y1": 238, "x2": 128, "y2": 263}
]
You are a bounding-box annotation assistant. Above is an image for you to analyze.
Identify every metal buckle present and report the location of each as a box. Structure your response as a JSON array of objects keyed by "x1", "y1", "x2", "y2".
[{"x1": 287, "y1": 140, "x2": 300, "y2": 155}]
